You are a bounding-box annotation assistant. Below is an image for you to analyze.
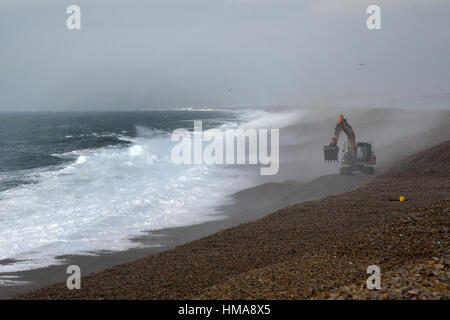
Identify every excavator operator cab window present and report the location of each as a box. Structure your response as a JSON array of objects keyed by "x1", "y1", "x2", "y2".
[
  {"x1": 356, "y1": 143, "x2": 372, "y2": 162},
  {"x1": 356, "y1": 146, "x2": 365, "y2": 161}
]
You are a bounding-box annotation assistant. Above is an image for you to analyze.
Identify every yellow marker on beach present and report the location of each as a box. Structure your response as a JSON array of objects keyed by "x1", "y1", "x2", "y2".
[{"x1": 399, "y1": 196, "x2": 406, "y2": 202}]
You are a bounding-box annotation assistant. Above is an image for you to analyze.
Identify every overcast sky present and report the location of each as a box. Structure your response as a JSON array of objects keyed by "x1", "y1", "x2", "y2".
[{"x1": 1, "y1": 0, "x2": 449, "y2": 111}]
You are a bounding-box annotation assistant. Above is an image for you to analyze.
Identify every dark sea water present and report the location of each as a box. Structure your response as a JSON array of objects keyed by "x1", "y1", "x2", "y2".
[{"x1": 0, "y1": 110, "x2": 238, "y2": 191}]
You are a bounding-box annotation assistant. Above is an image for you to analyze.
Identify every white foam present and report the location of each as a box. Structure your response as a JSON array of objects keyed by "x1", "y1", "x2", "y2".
[
  {"x1": 0, "y1": 275, "x2": 30, "y2": 286},
  {"x1": 0, "y1": 132, "x2": 249, "y2": 274},
  {"x1": 235, "y1": 109, "x2": 305, "y2": 130},
  {"x1": 0, "y1": 109, "x2": 294, "y2": 274}
]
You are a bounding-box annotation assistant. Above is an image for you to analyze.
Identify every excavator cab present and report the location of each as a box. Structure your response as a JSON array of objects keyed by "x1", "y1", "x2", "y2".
[{"x1": 342, "y1": 142, "x2": 375, "y2": 164}]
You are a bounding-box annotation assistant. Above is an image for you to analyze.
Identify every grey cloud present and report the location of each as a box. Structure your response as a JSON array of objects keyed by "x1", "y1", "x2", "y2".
[{"x1": 1, "y1": 0, "x2": 449, "y2": 111}]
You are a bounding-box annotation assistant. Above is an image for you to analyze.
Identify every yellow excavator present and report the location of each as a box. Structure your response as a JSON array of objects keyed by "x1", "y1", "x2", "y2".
[{"x1": 324, "y1": 114, "x2": 376, "y2": 175}]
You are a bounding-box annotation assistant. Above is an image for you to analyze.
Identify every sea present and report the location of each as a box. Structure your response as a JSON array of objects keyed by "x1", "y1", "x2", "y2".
[{"x1": 0, "y1": 108, "x2": 298, "y2": 277}]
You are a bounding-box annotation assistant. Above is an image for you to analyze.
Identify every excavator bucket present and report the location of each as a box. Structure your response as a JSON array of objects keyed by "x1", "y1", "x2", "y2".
[{"x1": 324, "y1": 145, "x2": 339, "y2": 162}]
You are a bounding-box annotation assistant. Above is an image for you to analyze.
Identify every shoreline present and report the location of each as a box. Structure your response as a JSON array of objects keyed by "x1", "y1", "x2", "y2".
[
  {"x1": 0, "y1": 170, "x2": 374, "y2": 299},
  {"x1": 13, "y1": 141, "x2": 450, "y2": 299},
  {"x1": 1, "y1": 108, "x2": 449, "y2": 299}
]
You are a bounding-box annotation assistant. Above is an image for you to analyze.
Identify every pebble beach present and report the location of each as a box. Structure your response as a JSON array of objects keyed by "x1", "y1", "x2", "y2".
[{"x1": 14, "y1": 141, "x2": 450, "y2": 300}]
